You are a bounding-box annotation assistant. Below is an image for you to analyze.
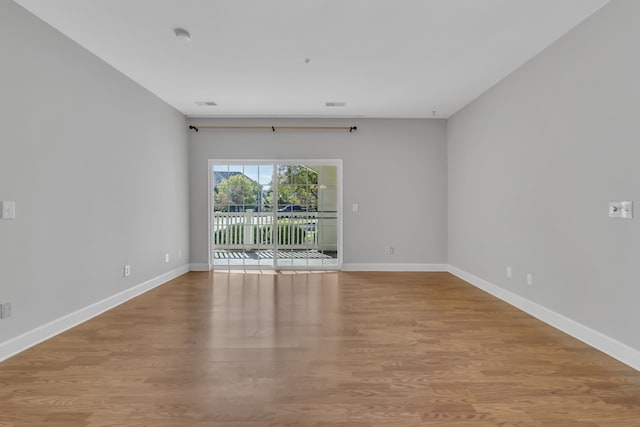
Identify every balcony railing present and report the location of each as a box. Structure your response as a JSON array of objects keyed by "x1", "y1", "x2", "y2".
[{"x1": 213, "y1": 211, "x2": 318, "y2": 250}]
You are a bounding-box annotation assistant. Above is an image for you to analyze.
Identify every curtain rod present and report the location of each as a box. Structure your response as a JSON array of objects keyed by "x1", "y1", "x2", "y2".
[{"x1": 189, "y1": 125, "x2": 357, "y2": 133}]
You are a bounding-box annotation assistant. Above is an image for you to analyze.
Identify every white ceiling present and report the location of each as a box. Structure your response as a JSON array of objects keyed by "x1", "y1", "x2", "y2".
[{"x1": 14, "y1": 0, "x2": 609, "y2": 118}]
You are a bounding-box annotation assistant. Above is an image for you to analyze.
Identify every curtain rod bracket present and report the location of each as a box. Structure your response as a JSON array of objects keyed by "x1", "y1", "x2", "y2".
[
  {"x1": 350, "y1": 126, "x2": 357, "y2": 133},
  {"x1": 189, "y1": 125, "x2": 199, "y2": 132},
  {"x1": 272, "y1": 126, "x2": 275, "y2": 132}
]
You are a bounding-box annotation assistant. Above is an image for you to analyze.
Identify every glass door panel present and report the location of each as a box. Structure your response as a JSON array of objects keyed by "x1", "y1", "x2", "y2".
[{"x1": 212, "y1": 163, "x2": 274, "y2": 268}]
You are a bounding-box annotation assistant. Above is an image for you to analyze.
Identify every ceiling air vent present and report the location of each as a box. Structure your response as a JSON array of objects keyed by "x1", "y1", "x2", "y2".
[
  {"x1": 195, "y1": 101, "x2": 217, "y2": 106},
  {"x1": 325, "y1": 102, "x2": 346, "y2": 107}
]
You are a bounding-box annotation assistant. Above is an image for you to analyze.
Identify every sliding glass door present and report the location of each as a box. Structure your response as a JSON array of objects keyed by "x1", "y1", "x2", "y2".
[{"x1": 210, "y1": 160, "x2": 341, "y2": 269}]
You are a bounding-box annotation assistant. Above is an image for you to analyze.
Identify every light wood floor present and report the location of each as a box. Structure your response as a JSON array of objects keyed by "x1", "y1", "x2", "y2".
[{"x1": 2, "y1": 271, "x2": 640, "y2": 426}]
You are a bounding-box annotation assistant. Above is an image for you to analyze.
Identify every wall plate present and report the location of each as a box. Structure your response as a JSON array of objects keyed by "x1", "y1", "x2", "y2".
[
  {"x1": 0, "y1": 303, "x2": 11, "y2": 319},
  {"x1": 1, "y1": 201, "x2": 16, "y2": 219},
  {"x1": 609, "y1": 201, "x2": 633, "y2": 219}
]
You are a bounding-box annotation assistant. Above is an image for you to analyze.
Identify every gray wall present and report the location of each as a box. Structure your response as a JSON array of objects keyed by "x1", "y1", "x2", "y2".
[
  {"x1": 0, "y1": 2, "x2": 189, "y2": 343},
  {"x1": 189, "y1": 118, "x2": 447, "y2": 266},
  {"x1": 448, "y1": 0, "x2": 640, "y2": 349}
]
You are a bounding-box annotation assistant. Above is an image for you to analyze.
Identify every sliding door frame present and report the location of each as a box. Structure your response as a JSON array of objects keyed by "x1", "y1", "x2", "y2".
[{"x1": 208, "y1": 159, "x2": 343, "y2": 271}]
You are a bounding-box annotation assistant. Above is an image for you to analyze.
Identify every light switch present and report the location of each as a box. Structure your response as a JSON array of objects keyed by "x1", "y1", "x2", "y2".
[
  {"x1": 620, "y1": 201, "x2": 633, "y2": 219},
  {"x1": 352, "y1": 203, "x2": 359, "y2": 212},
  {"x1": 1, "y1": 201, "x2": 15, "y2": 219}
]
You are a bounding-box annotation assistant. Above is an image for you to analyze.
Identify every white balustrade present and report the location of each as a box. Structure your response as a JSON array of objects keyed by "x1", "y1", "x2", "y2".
[{"x1": 213, "y1": 211, "x2": 319, "y2": 250}]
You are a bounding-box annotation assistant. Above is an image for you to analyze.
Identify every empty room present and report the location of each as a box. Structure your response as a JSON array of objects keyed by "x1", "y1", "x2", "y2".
[{"x1": 1, "y1": 0, "x2": 640, "y2": 425}]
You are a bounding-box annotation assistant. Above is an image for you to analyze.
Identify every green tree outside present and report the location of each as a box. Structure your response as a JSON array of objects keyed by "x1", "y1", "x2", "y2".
[
  {"x1": 276, "y1": 165, "x2": 318, "y2": 209},
  {"x1": 214, "y1": 174, "x2": 260, "y2": 211}
]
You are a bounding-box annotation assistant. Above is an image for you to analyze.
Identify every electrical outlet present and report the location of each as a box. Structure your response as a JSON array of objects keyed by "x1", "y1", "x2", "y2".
[
  {"x1": 165, "y1": 253, "x2": 170, "y2": 263},
  {"x1": 526, "y1": 273, "x2": 534, "y2": 286},
  {"x1": 506, "y1": 266, "x2": 512, "y2": 278},
  {"x1": 124, "y1": 265, "x2": 131, "y2": 277},
  {"x1": 1, "y1": 303, "x2": 11, "y2": 319},
  {"x1": 178, "y1": 249, "x2": 182, "y2": 258},
  {"x1": 389, "y1": 246, "x2": 395, "y2": 255}
]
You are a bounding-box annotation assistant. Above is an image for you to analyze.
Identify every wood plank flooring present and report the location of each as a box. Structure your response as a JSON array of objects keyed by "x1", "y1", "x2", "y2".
[{"x1": 1, "y1": 271, "x2": 640, "y2": 426}]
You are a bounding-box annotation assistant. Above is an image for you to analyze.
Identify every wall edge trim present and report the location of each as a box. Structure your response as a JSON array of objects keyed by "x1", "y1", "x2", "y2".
[
  {"x1": 342, "y1": 263, "x2": 448, "y2": 272},
  {"x1": 448, "y1": 265, "x2": 640, "y2": 372},
  {"x1": 189, "y1": 263, "x2": 212, "y2": 271},
  {"x1": 0, "y1": 265, "x2": 190, "y2": 363}
]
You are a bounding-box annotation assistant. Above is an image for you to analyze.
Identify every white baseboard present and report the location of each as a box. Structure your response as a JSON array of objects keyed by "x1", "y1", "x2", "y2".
[
  {"x1": 189, "y1": 263, "x2": 211, "y2": 271},
  {"x1": 342, "y1": 263, "x2": 448, "y2": 272},
  {"x1": 448, "y1": 265, "x2": 640, "y2": 372},
  {"x1": 194, "y1": 263, "x2": 448, "y2": 272},
  {"x1": 0, "y1": 265, "x2": 189, "y2": 363}
]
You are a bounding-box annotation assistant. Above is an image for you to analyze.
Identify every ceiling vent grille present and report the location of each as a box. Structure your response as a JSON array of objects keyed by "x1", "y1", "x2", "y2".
[
  {"x1": 195, "y1": 101, "x2": 217, "y2": 106},
  {"x1": 325, "y1": 102, "x2": 346, "y2": 107}
]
